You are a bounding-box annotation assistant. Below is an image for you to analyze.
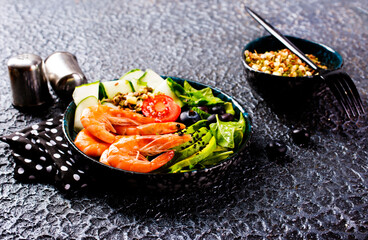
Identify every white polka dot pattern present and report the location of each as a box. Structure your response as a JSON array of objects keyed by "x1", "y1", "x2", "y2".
[
  {"x1": 61, "y1": 166, "x2": 68, "y2": 171},
  {"x1": 73, "y1": 174, "x2": 80, "y2": 181},
  {"x1": 1, "y1": 115, "x2": 88, "y2": 192},
  {"x1": 55, "y1": 136, "x2": 63, "y2": 141},
  {"x1": 18, "y1": 167, "x2": 24, "y2": 174}
]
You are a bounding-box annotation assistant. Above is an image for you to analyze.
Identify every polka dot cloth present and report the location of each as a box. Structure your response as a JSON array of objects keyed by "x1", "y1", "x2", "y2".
[{"x1": 1, "y1": 115, "x2": 88, "y2": 192}]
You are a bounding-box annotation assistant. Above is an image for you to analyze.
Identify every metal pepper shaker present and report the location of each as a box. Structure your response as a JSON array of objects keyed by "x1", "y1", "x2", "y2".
[
  {"x1": 7, "y1": 54, "x2": 51, "y2": 108},
  {"x1": 44, "y1": 51, "x2": 87, "y2": 100}
]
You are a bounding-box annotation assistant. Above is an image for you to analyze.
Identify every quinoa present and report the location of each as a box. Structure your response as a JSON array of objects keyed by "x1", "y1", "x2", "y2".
[
  {"x1": 244, "y1": 49, "x2": 328, "y2": 77},
  {"x1": 106, "y1": 86, "x2": 154, "y2": 113}
]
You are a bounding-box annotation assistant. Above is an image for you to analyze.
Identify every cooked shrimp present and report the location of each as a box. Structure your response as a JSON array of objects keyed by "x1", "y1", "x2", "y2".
[
  {"x1": 74, "y1": 129, "x2": 111, "y2": 157},
  {"x1": 80, "y1": 104, "x2": 155, "y2": 143},
  {"x1": 114, "y1": 122, "x2": 185, "y2": 135},
  {"x1": 100, "y1": 134, "x2": 191, "y2": 173}
]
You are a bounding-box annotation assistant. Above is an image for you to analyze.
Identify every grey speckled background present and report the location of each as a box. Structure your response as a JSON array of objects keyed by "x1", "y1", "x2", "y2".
[{"x1": 0, "y1": 0, "x2": 367, "y2": 239}]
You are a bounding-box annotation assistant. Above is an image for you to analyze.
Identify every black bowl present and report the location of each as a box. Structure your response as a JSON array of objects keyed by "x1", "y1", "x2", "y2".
[
  {"x1": 241, "y1": 35, "x2": 343, "y2": 103},
  {"x1": 62, "y1": 76, "x2": 252, "y2": 192}
]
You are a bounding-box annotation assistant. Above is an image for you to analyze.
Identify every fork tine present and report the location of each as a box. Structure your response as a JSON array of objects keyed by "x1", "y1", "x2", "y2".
[
  {"x1": 327, "y1": 78, "x2": 355, "y2": 119},
  {"x1": 339, "y1": 72, "x2": 366, "y2": 115},
  {"x1": 324, "y1": 71, "x2": 366, "y2": 119},
  {"x1": 335, "y1": 77, "x2": 358, "y2": 118}
]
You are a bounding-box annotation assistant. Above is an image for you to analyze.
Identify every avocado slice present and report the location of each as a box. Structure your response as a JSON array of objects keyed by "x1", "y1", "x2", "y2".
[
  {"x1": 152, "y1": 127, "x2": 209, "y2": 173},
  {"x1": 199, "y1": 150, "x2": 234, "y2": 167},
  {"x1": 181, "y1": 120, "x2": 208, "y2": 134},
  {"x1": 174, "y1": 131, "x2": 213, "y2": 162},
  {"x1": 169, "y1": 136, "x2": 217, "y2": 173},
  {"x1": 173, "y1": 127, "x2": 208, "y2": 151}
]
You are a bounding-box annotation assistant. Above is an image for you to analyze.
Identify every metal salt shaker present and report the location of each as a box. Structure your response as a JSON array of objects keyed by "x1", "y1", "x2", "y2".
[
  {"x1": 44, "y1": 52, "x2": 87, "y2": 99},
  {"x1": 7, "y1": 54, "x2": 51, "y2": 108}
]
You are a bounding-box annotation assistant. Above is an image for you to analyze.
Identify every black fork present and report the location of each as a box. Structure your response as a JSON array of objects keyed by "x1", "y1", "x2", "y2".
[
  {"x1": 245, "y1": 6, "x2": 365, "y2": 119},
  {"x1": 322, "y1": 69, "x2": 365, "y2": 119}
]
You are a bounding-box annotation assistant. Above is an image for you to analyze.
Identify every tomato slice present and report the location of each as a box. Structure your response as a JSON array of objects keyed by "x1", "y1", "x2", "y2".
[{"x1": 142, "y1": 95, "x2": 181, "y2": 122}]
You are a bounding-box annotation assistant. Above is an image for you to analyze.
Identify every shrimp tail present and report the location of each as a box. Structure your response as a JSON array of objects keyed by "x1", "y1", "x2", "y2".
[{"x1": 101, "y1": 150, "x2": 175, "y2": 173}]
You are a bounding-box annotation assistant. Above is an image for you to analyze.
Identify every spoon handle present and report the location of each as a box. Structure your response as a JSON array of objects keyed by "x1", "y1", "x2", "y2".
[{"x1": 245, "y1": 6, "x2": 319, "y2": 71}]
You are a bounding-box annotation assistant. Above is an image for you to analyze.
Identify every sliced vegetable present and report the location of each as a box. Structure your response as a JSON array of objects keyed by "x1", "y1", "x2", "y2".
[
  {"x1": 154, "y1": 78, "x2": 184, "y2": 107},
  {"x1": 174, "y1": 131, "x2": 213, "y2": 162},
  {"x1": 120, "y1": 69, "x2": 145, "y2": 92},
  {"x1": 74, "y1": 96, "x2": 99, "y2": 131},
  {"x1": 199, "y1": 150, "x2": 234, "y2": 167},
  {"x1": 100, "y1": 100, "x2": 119, "y2": 109},
  {"x1": 102, "y1": 79, "x2": 133, "y2": 99},
  {"x1": 141, "y1": 94, "x2": 181, "y2": 122},
  {"x1": 138, "y1": 69, "x2": 165, "y2": 90},
  {"x1": 180, "y1": 120, "x2": 207, "y2": 134},
  {"x1": 99, "y1": 82, "x2": 107, "y2": 100},
  {"x1": 173, "y1": 126, "x2": 208, "y2": 151},
  {"x1": 166, "y1": 77, "x2": 187, "y2": 104},
  {"x1": 169, "y1": 136, "x2": 216, "y2": 173},
  {"x1": 72, "y1": 81, "x2": 100, "y2": 106}
]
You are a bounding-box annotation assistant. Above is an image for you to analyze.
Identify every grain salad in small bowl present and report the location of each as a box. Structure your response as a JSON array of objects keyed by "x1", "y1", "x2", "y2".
[
  {"x1": 241, "y1": 35, "x2": 343, "y2": 102},
  {"x1": 62, "y1": 69, "x2": 251, "y2": 192}
]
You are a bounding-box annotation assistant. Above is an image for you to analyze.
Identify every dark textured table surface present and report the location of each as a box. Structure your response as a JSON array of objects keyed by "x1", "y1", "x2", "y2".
[{"x1": 0, "y1": 0, "x2": 367, "y2": 239}]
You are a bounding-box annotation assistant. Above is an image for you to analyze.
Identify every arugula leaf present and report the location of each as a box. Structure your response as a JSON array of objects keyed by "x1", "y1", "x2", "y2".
[
  {"x1": 166, "y1": 78, "x2": 189, "y2": 104},
  {"x1": 166, "y1": 79, "x2": 224, "y2": 106},
  {"x1": 191, "y1": 107, "x2": 211, "y2": 119},
  {"x1": 209, "y1": 114, "x2": 246, "y2": 149},
  {"x1": 224, "y1": 102, "x2": 235, "y2": 115},
  {"x1": 183, "y1": 81, "x2": 224, "y2": 106}
]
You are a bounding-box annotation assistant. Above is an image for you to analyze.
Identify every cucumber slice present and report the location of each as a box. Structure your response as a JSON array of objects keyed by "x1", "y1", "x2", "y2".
[
  {"x1": 100, "y1": 100, "x2": 119, "y2": 109},
  {"x1": 74, "y1": 96, "x2": 99, "y2": 131},
  {"x1": 120, "y1": 69, "x2": 145, "y2": 92},
  {"x1": 137, "y1": 71, "x2": 148, "y2": 87},
  {"x1": 138, "y1": 69, "x2": 165, "y2": 90},
  {"x1": 99, "y1": 81, "x2": 107, "y2": 99},
  {"x1": 102, "y1": 79, "x2": 133, "y2": 99},
  {"x1": 154, "y1": 80, "x2": 184, "y2": 107},
  {"x1": 72, "y1": 81, "x2": 100, "y2": 106}
]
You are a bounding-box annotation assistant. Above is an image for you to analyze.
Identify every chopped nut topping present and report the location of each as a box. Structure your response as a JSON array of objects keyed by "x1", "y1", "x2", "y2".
[
  {"x1": 106, "y1": 86, "x2": 154, "y2": 113},
  {"x1": 244, "y1": 49, "x2": 328, "y2": 77}
]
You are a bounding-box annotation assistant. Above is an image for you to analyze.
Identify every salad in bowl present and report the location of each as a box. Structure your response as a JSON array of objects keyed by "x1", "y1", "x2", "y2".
[{"x1": 65, "y1": 69, "x2": 251, "y2": 175}]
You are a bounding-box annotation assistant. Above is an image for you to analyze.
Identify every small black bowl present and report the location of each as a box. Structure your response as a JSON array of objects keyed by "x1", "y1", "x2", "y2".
[
  {"x1": 62, "y1": 76, "x2": 252, "y2": 192},
  {"x1": 241, "y1": 35, "x2": 343, "y2": 103}
]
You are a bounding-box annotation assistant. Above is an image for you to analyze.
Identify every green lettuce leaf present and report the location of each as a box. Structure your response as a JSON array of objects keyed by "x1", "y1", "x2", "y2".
[
  {"x1": 209, "y1": 114, "x2": 246, "y2": 149},
  {"x1": 166, "y1": 78, "x2": 187, "y2": 100},
  {"x1": 183, "y1": 81, "x2": 224, "y2": 106},
  {"x1": 191, "y1": 107, "x2": 211, "y2": 119},
  {"x1": 166, "y1": 79, "x2": 224, "y2": 107}
]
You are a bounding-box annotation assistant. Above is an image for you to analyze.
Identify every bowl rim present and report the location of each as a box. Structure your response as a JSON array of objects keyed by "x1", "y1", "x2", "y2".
[
  {"x1": 62, "y1": 76, "x2": 252, "y2": 176},
  {"x1": 241, "y1": 35, "x2": 344, "y2": 79}
]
